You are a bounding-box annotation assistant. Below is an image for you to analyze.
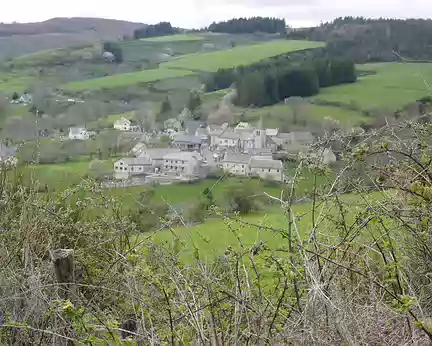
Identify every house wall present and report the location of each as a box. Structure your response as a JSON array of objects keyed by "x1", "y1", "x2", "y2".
[
  {"x1": 250, "y1": 167, "x2": 284, "y2": 181},
  {"x1": 162, "y1": 158, "x2": 200, "y2": 176},
  {"x1": 114, "y1": 122, "x2": 131, "y2": 131},
  {"x1": 114, "y1": 161, "x2": 151, "y2": 180},
  {"x1": 222, "y1": 162, "x2": 248, "y2": 176},
  {"x1": 173, "y1": 142, "x2": 201, "y2": 151},
  {"x1": 215, "y1": 137, "x2": 239, "y2": 148}
]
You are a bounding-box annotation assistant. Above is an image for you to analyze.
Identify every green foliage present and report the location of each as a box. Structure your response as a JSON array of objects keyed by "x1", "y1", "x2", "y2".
[
  {"x1": 63, "y1": 68, "x2": 196, "y2": 91},
  {"x1": 208, "y1": 17, "x2": 286, "y2": 35},
  {"x1": 186, "y1": 91, "x2": 202, "y2": 113},
  {"x1": 161, "y1": 40, "x2": 324, "y2": 72},
  {"x1": 103, "y1": 41, "x2": 124, "y2": 63},
  {"x1": 133, "y1": 22, "x2": 177, "y2": 40}
]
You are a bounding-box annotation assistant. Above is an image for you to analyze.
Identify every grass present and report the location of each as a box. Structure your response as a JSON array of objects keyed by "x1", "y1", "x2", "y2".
[
  {"x1": 106, "y1": 111, "x2": 136, "y2": 123},
  {"x1": 19, "y1": 160, "x2": 96, "y2": 190},
  {"x1": 0, "y1": 73, "x2": 35, "y2": 92},
  {"x1": 314, "y1": 62, "x2": 432, "y2": 110},
  {"x1": 242, "y1": 102, "x2": 369, "y2": 128},
  {"x1": 152, "y1": 190, "x2": 391, "y2": 263},
  {"x1": 160, "y1": 40, "x2": 324, "y2": 72},
  {"x1": 63, "y1": 68, "x2": 197, "y2": 91},
  {"x1": 141, "y1": 34, "x2": 204, "y2": 42}
]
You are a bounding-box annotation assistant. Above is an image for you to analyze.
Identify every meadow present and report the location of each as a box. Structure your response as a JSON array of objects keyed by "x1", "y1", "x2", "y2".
[
  {"x1": 314, "y1": 62, "x2": 432, "y2": 110},
  {"x1": 63, "y1": 68, "x2": 197, "y2": 91},
  {"x1": 141, "y1": 34, "x2": 204, "y2": 42},
  {"x1": 152, "y1": 189, "x2": 392, "y2": 263},
  {"x1": 161, "y1": 40, "x2": 325, "y2": 72},
  {"x1": 241, "y1": 102, "x2": 369, "y2": 129}
]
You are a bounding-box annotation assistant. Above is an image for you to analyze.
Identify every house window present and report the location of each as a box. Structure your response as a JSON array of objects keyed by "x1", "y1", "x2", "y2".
[
  {"x1": 277, "y1": 169, "x2": 280, "y2": 172},
  {"x1": 262, "y1": 169, "x2": 264, "y2": 172},
  {"x1": 119, "y1": 162, "x2": 123, "y2": 165},
  {"x1": 268, "y1": 169, "x2": 271, "y2": 173},
  {"x1": 241, "y1": 165, "x2": 244, "y2": 168},
  {"x1": 182, "y1": 161, "x2": 185, "y2": 164},
  {"x1": 225, "y1": 140, "x2": 228, "y2": 143}
]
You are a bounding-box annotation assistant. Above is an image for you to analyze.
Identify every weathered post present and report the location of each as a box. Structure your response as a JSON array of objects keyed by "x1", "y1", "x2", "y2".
[{"x1": 51, "y1": 249, "x2": 75, "y2": 299}]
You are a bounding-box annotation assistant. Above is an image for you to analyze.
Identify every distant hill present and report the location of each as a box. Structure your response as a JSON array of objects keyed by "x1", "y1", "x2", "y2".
[
  {"x1": 0, "y1": 17, "x2": 145, "y2": 59},
  {"x1": 288, "y1": 17, "x2": 432, "y2": 63}
]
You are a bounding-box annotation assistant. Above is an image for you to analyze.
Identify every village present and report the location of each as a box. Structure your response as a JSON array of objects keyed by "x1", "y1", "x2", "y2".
[{"x1": 108, "y1": 114, "x2": 337, "y2": 186}]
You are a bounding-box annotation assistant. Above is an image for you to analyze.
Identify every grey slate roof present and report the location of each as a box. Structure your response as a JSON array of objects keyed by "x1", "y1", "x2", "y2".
[
  {"x1": 173, "y1": 134, "x2": 203, "y2": 145},
  {"x1": 116, "y1": 157, "x2": 152, "y2": 166},
  {"x1": 249, "y1": 157, "x2": 283, "y2": 170},
  {"x1": 219, "y1": 131, "x2": 241, "y2": 140},
  {"x1": 223, "y1": 153, "x2": 251, "y2": 164},
  {"x1": 139, "y1": 148, "x2": 180, "y2": 159},
  {"x1": 277, "y1": 132, "x2": 314, "y2": 144},
  {"x1": 163, "y1": 151, "x2": 203, "y2": 161}
]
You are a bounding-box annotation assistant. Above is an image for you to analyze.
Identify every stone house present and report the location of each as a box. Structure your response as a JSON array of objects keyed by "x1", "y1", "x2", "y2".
[
  {"x1": 208, "y1": 123, "x2": 229, "y2": 146},
  {"x1": 222, "y1": 153, "x2": 251, "y2": 176},
  {"x1": 172, "y1": 135, "x2": 203, "y2": 151},
  {"x1": 161, "y1": 151, "x2": 205, "y2": 177},
  {"x1": 249, "y1": 156, "x2": 285, "y2": 182},
  {"x1": 215, "y1": 131, "x2": 241, "y2": 149},
  {"x1": 114, "y1": 157, "x2": 152, "y2": 180},
  {"x1": 138, "y1": 148, "x2": 181, "y2": 171},
  {"x1": 114, "y1": 117, "x2": 139, "y2": 132},
  {"x1": 69, "y1": 127, "x2": 89, "y2": 140}
]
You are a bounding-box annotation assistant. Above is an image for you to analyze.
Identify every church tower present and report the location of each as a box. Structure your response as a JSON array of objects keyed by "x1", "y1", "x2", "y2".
[{"x1": 254, "y1": 116, "x2": 266, "y2": 150}]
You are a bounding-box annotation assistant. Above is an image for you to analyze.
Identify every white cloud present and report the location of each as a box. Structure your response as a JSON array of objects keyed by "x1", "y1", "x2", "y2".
[{"x1": 0, "y1": 0, "x2": 432, "y2": 28}]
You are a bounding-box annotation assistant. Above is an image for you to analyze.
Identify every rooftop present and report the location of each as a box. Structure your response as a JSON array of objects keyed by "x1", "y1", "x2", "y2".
[
  {"x1": 223, "y1": 153, "x2": 251, "y2": 164},
  {"x1": 138, "y1": 148, "x2": 180, "y2": 159},
  {"x1": 116, "y1": 157, "x2": 152, "y2": 166},
  {"x1": 173, "y1": 134, "x2": 203, "y2": 145},
  {"x1": 250, "y1": 157, "x2": 283, "y2": 170},
  {"x1": 219, "y1": 131, "x2": 241, "y2": 140},
  {"x1": 163, "y1": 151, "x2": 203, "y2": 161}
]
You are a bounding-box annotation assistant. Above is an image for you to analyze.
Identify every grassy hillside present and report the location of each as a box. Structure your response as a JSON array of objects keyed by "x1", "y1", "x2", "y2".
[
  {"x1": 314, "y1": 62, "x2": 432, "y2": 110},
  {"x1": 242, "y1": 102, "x2": 369, "y2": 129},
  {"x1": 63, "y1": 68, "x2": 196, "y2": 91},
  {"x1": 161, "y1": 40, "x2": 325, "y2": 72}
]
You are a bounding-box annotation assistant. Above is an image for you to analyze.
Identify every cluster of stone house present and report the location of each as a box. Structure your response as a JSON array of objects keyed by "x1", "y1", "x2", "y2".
[
  {"x1": 114, "y1": 148, "x2": 208, "y2": 180},
  {"x1": 113, "y1": 120, "x2": 337, "y2": 183}
]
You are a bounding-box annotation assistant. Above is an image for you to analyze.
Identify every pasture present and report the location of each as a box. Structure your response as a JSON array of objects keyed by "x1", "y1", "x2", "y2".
[
  {"x1": 152, "y1": 190, "x2": 391, "y2": 263},
  {"x1": 314, "y1": 62, "x2": 432, "y2": 110},
  {"x1": 63, "y1": 68, "x2": 196, "y2": 91},
  {"x1": 161, "y1": 40, "x2": 325, "y2": 72},
  {"x1": 241, "y1": 102, "x2": 369, "y2": 129},
  {"x1": 141, "y1": 34, "x2": 204, "y2": 42}
]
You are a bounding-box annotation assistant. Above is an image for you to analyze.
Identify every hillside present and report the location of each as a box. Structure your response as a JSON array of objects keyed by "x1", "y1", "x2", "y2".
[
  {"x1": 0, "y1": 17, "x2": 144, "y2": 59},
  {"x1": 288, "y1": 17, "x2": 432, "y2": 62}
]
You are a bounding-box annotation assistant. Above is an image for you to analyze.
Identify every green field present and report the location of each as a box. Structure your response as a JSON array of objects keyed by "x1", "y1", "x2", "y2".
[
  {"x1": 314, "y1": 62, "x2": 432, "y2": 110},
  {"x1": 161, "y1": 40, "x2": 324, "y2": 72},
  {"x1": 63, "y1": 68, "x2": 197, "y2": 91},
  {"x1": 152, "y1": 190, "x2": 390, "y2": 262},
  {"x1": 141, "y1": 34, "x2": 204, "y2": 42},
  {"x1": 242, "y1": 102, "x2": 369, "y2": 128}
]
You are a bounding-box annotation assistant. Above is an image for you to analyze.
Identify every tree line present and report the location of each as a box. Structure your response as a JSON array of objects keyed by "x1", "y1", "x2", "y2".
[
  {"x1": 288, "y1": 17, "x2": 432, "y2": 62},
  {"x1": 206, "y1": 57, "x2": 357, "y2": 107},
  {"x1": 133, "y1": 22, "x2": 178, "y2": 39},
  {"x1": 207, "y1": 17, "x2": 286, "y2": 35}
]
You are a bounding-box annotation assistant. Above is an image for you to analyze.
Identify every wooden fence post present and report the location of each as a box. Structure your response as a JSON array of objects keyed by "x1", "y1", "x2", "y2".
[{"x1": 51, "y1": 249, "x2": 75, "y2": 299}]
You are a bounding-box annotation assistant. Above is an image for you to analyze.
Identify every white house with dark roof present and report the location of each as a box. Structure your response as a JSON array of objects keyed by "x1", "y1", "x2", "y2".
[
  {"x1": 114, "y1": 157, "x2": 153, "y2": 180},
  {"x1": 249, "y1": 156, "x2": 285, "y2": 182}
]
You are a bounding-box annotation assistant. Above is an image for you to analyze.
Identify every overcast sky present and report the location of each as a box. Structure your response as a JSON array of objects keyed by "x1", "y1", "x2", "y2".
[{"x1": 1, "y1": 0, "x2": 431, "y2": 28}]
